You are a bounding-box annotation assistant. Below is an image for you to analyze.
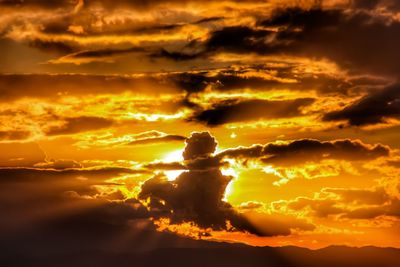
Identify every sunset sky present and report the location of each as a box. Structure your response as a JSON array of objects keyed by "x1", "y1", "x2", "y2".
[{"x1": 1, "y1": 0, "x2": 400, "y2": 254}]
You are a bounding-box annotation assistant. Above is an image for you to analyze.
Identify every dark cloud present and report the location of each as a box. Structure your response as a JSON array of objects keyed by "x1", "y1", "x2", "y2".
[
  {"x1": 0, "y1": 0, "x2": 72, "y2": 8},
  {"x1": 182, "y1": 132, "x2": 217, "y2": 160},
  {"x1": 169, "y1": 72, "x2": 211, "y2": 93},
  {"x1": 155, "y1": 26, "x2": 276, "y2": 60},
  {"x1": 351, "y1": 0, "x2": 380, "y2": 9},
  {"x1": 0, "y1": 167, "x2": 147, "y2": 185},
  {"x1": 128, "y1": 134, "x2": 186, "y2": 146},
  {"x1": 45, "y1": 116, "x2": 114, "y2": 135},
  {"x1": 0, "y1": 74, "x2": 178, "y2": 101},
  {"x1": 60, "y1": 47, "x2": 147, "y2": 60},
  {"x1": 37, "y1": 11, "x2": 220, "y2": 39},
  {"x1": 160, "y1": 6, "x2": 400, "y2": 76},
  {"x1": 4, "y1": 1, "x2": 400, "y2": 78},
  {"x1": 152, "y1": 49, "x2": 201, "y2": 61},
  {"x1": 351, "y1": 0, "x2": 400, "y2": 11},
  {"x1": 168, "y1": 71, "x2": 282, "y2": 93},
  {"x1": 323, "y1": 83, "x2": 400, "y2": 126},
  {"x1": 217, "y1": 139, "x2": 389, "y2": 165},
  {"x1": 185, "y1": 155, "x2": 224, "y2": 171},
  {"x1": 387, "y1": 159, "x2": 400, "y2": 168},
  {"x1": 190, "y1": 98, "x2": 314, "y2": 126},
  {"x1": 138, "y1": 132, "x2": 269, "y2": 236},
  {"x1": 26, "y1": 38, "x2": 76, "y2": 54},
  {"x1": 166, "y1": 67, "x2": 380, "y2": 96},
  {"x1": 0, "y1": 159, "x2": 297, "y2": 266},
  {"x1": 259, "y1": 7, "x2": 400, "y2": 76},
  {"x1": 0, "y1": 69, "x2": 378, "y2": 103},
  {"x1": 0, "y1": 164, "x2": 230, "y2": 267},
  {"x1": 145, "y1": 161, "x2": 186, "y2": 171},
  {"x1": 194, "y1": 16, "x2": 224, "y2": 24},
  {"x1": 0, "y1": 0, "x2": 261, "y2": 10},
  {"x1": 0, "y1": 73, "x2": 184, "y2": 101},
  {"x1": 0, "y1": 166, "x2": 149, "y2": 233},
  {"x1": 206, "y1": 26, "x2": 275, "y2": 55}
]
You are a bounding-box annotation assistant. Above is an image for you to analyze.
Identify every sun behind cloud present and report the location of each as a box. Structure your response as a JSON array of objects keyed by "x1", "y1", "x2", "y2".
[{"x1": 1, "y1": 0, "x2": 400, "y2": 265}]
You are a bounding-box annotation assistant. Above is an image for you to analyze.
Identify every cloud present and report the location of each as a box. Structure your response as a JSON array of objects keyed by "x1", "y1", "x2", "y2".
[
  {"x1": 145, "y1": 161, "x2": 186, "y2": 171},
  {"x1": 287, "y1": 197, "x2": 345, "y2": 218},
  {"x1": 0, "y1": 165, "x2": 150, "y2": 234},
  {"x1": 128, "y1": 134, "x2": 186, "y2": 146},
  {"x1": 156, "y1": 6, "x2": 400, "y2": 77},
  {"x1": 344, "y1": 198, "x2": 400, "y2": 219},
  {"x1": 74, "y1": 131, "x2": 186, "y2": 148},
  {"x1": 156, "y1": 64, "x2": 381, "y2": 97},
  {"x1": 206, "y1": 26, "x2": 276, "y2": 55},
  {"x1": 154, "y1": 25, "x2": 276, "y2": 60},
  {"x1": 138, "y1": 132, "x2": 267, "y2": 236},
  {"x1": 0, "y1": 167, "x2": 147, "y2": 184},
  {"x1": 0, "y1": 74, "x2": 181, "y2": 101},
  {"x1": 258, "y1": 7, "x2": 400, "y2": 76},
  {"x1": 0, "y1": 130, "x2": 31, "y2": 141},
  {"x1": 0, "y1": 164, "x2": 206, "y2": 262},
  {"x1": 182, "y1": 132, "x2": 217, "y2": 160},
  {"x1": 49, "y1": 47, "x2": 148, "y2": 65},
  {"x1": 190, "y1": 98, "x2": 314, "y2": 126},
  {"x1": 282, "y1": 186, "x2": 400, "y2": 220},
  {"x1": 351, "y1": 0, "x2": 380, "y2": 9},
  {"x1": 323, "y1": 83, "x2": 400, "y2": 126},
  {"x1": 4, "y1": 1, "x2": 400, "y2": 79},
  {"x1": 0, "y1": 0, "x2": 72, "y2": 9},
  {"x1": 25, "y1": 38, "x2": 76, "y2": 54},
  {"x1": 0, "y1": 0, "x2": 266, "y2": 10},
  {"x1": 45, "y1": 116, "x2": 114, "y2": 136},
  {"x1": 34, "y1": 158, "x2": 83, "y2": 170},
  {"x1": 217, "y1": 139, "x2": 389, "y2": 165},
  {"x1": 351, "y1": 0, "x2": 400, "y2": 10},
  {"x1": 152, "y1": 48, "x2": 201, "y2": 61},
  {"x1": 0, "y1": 66, "x2": 372, "y2": 103},
  {"x1": 325, "y1": 187, "x2": 391, "y2": 205}
]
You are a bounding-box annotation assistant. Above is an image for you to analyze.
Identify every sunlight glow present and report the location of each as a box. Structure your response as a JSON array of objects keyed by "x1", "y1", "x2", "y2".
[
  {"x1": 127, "y1": 112, "x2": 186, "y2": 121},
  {"x1": 163, "y1": 149, "x2": 185, "y2": 181},
  {"x1": 222, "y1": 166, "x2": 238, "y2": 201}
]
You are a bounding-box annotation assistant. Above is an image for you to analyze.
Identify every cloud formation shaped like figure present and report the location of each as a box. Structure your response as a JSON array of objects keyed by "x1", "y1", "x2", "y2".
[{"x1": 139, "y1": 132, "x2": 265, "y2": 235}]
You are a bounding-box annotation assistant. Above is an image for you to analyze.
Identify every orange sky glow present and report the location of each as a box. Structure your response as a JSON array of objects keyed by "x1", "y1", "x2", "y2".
[{"x1": 1, "y1": 0, "x2": 400, "y2": 257}]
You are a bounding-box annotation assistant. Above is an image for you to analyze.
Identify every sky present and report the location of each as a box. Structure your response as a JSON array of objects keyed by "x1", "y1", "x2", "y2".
[{"x1": 1, "y1": 0, "x2": 400, "y2": 252}]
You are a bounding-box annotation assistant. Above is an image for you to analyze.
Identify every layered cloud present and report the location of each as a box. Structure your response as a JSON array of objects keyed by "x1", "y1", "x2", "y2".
[
  {"x1": 324, "y1": 83, "x2": 400, "y2": 126},
  {"x1": 190, "y1": 98, "x2": 314, "y2": 126},
  {"x1": 1, "y1": 0, "x2": 400, "y2": 252},
  {"x1": 277, "y1": 185, "x2": 400, "y2": 221},
  {"x1": 217, "y1": 139, "x2": 390, "y2": 165},
  {"x1": 0, "y1": 129, "x2": 399, "y2": 249}
]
